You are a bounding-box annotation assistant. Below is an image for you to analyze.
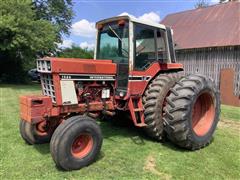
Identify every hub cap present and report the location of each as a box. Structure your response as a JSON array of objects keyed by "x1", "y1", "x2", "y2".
[
  {"x1": 35, "y1": 121, "x2": 48, "y2": 136},
  {"x1": 71, "y1": 134, "x2": 93, "y2": 158}
]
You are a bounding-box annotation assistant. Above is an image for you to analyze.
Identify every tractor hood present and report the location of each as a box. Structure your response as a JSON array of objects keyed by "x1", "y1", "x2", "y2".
[{"x1": 37, "y1": 57, "x2": 117, "y2": 75}]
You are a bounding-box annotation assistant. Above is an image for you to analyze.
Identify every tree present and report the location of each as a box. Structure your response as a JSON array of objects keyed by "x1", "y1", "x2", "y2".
[
  {"x1": 219, "y1": 0, "x2": 237, "y2": 3},
  {"x1": 58, "y1": 46, "x2": 94, "y2": 59},
  {"x1": 0, "y1": 0, "x2": 57, "y2": 82},
  {"x1": 0, "y1": 0, "x2": 74, "y2": 83},
  {"x1": 195, "y1": 0, "x2": 209, "y2": 8},
  {"x1": 0, "y1": 1, "x2": 57, "y2": 52},
  {"x1": 33, "y1": 0, "x2": 73, "y2": 42}
]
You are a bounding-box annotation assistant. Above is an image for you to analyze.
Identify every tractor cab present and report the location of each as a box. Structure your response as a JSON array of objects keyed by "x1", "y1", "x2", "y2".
[{"x1": 95, "y1": 16, "x2": 178, "y2": 97}]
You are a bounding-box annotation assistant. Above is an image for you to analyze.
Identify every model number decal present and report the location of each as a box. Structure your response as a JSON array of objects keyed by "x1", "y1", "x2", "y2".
[
  {"x1": 61, "y1": 75, "x2": 71, "y2": 79},
  {"x1": 89, "y1": 76, "x2": 113, "y2": 79},
  {"x1": 60, "y1": 74, "x2": 115, "y2": 81}
]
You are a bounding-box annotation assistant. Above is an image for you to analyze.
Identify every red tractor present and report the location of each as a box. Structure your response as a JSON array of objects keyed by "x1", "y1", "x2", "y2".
[{"x1": 19, "y1": 16, "x2": 220, "y2": 170}]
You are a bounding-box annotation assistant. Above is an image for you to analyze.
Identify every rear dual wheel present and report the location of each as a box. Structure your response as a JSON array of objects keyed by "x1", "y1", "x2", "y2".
[
  {"x1": 143, "y1": 73, "x2": 182, "y2": 141},
  {"x1": 50, "y1": 115, "x2": 102, "y2": 170},
  {"x1": 163, "y1": 74, "x2": 220, "y2": 150}
]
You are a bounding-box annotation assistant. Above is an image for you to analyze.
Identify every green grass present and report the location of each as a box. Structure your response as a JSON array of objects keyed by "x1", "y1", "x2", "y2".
[
  {"x1": 0, "y1": 84, "x2": 240, "y2": 180},
  {"x1": 221, "y1": 104, "x2": 240, "y2": 121}
]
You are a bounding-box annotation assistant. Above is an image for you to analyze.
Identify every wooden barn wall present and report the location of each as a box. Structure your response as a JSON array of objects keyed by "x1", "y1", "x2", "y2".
[{"x1": 175, "y1": 46, "x2": 240, "y2": 96}]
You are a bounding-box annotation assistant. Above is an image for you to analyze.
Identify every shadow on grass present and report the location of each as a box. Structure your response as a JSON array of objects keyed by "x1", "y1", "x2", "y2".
[
  {"x1": 34, "y1": 143, "x2": 50, "y2": 154},
  {"x1": 104, "y1": 118, "x2": 212, "y2": 153},
  {"x1": 161, "y1": 135, "x2": 215, "y2": 152},
  {"x1": 99, "y1": 119, "x2": 148, "y2": 145},
  {"x1": 99, "y1": 119, "x2": 190, "y2": 152},
  {"x1": 32, "y1": 119, "x2": 152, "y2": 156},
  {"x1": 31, "y1": 116, "x2": 190, "y2": 168}
]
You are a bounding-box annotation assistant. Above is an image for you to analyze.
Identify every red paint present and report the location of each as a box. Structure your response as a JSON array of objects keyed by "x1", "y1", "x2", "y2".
[
  {"x1": 20, "y1": 95, "x2": 53, "y2": 124},
  {"x1": 129, "y1": 62, "x2": 183, "y2": 95},
  {"x1": 41, "y1": 57, "x2": 116, "y2": 74},
  {"x1": 192, "y1": 92, "x2": 215, "y2": 136},
  {"x1": 20, "y1": 58, "x2": 183, "y2": 128},
  {"x1": 128, "y1": 96, "x2": 146, "y2": 127},
  {"x1": 35, "y1": 121, "x2": 48, "y2": 136},
  {"x1": 161, "y1": 1, "x2": 240, "y2": 49},
  {"x1": 52, "y1": 74, "x2": 62, "y2": 106},
  {"x1": 71, "y1": 134, "x2": 93, "y2": 158},
  {"x1": 220, "y1": 68, "x2": 240, "y2": 107}
]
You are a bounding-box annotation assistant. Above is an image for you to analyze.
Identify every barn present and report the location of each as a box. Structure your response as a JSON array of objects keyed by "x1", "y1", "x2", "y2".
[{"x1": 161, "y1": 1, "x2": 240, "y2": 106}]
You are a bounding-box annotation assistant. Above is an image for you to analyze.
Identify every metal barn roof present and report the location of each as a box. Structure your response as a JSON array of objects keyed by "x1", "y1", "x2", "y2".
[{"x1": 161, "y1": 1, "x2": 240, "y2": 49}]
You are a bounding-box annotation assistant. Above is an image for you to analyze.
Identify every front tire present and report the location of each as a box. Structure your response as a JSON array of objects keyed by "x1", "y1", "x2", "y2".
[
  {"x1": 50, "y1": 115, "x2": 102, "y2": 170},
  {"x1": 163, "y1": 74, "x2": 220, "y2": 150},
  {"x1": 19, "y1": 119, "x2": 53, "y2": 144}
]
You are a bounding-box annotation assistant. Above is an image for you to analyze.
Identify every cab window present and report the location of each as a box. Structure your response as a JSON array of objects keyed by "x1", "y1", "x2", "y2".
[
  {"x1": 134, "y1": 24, "x2": 156, "y2": 70},
  {"x1": 156, "y1": 29, "x2": 168, "y2": 62}
]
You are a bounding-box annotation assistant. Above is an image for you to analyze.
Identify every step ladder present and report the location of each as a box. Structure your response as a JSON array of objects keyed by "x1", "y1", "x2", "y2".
[{"x1": 128, "y1": 96, "x2": 147, "y2": 127}]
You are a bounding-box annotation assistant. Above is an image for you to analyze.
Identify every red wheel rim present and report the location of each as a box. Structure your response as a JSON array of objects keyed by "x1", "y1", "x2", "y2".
[
  {"x1": 35, "y1": 121, "x2": 48, "y2": 136},
  {"x1": 71, "y1": 134, "x2": 93, "y2": 158},
  {"x1": 192, "y1": 92, "x2": 215, "y2": 136}
]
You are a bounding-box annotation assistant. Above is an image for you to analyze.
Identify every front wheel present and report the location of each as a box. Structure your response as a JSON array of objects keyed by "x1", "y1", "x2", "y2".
[
  {"x1": 50, "y1": 115, "x2": 102, "y2": 170},
  {"x1": 163, "y1": 74, "x2": 220, "y2": 150},
  {"x1": 19, "y1": 119, "x2": 53, "y2": 144}
]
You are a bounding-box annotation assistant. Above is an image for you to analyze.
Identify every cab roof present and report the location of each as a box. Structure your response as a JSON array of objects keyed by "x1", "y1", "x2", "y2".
[{"x1": 96, "y1": 15, "x2": 166, "y2": 30}]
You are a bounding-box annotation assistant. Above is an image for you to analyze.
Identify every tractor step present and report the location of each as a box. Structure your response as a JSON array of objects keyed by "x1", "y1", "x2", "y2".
[
  {"x1": 128, "y1": 96, "x2": 146, "y2": 127},
  {"x1": 134, "y1": 108, "x2": 144, "y2": 112},
  {"x1": 135, "y1": 123, "x2": 147, "y2": 127}
]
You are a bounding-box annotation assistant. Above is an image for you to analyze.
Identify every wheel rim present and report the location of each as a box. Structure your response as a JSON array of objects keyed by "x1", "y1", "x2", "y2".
[
  {"x1": 35, "y1": 121, "x2": 48, "y2": 136},
  {"x1": 192, "y1": 92, "x2": 215, "y2": 136},
  {"x1": 71, "y1": 133, "x2": 93, "y2": 158}
]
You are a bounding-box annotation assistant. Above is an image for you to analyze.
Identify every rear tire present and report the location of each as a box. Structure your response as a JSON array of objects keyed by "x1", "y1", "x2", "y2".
[
  {"x1": 164, "y1": 74, "x2": 220, "y2": 150},
  {"x1": 143, "y1": 73, "x2": 182, "y2": 141},
  {"x1": 50, "y1": 115, "x2": 102, "y2": 170},
  {"x1": 19, "y1": 119, "x2": 53, "y2": 144}
]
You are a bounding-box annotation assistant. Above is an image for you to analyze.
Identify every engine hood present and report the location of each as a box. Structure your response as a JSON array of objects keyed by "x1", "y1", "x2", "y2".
[{"x1": 40, "y1": 57, "x2": 117, "y2": 75}]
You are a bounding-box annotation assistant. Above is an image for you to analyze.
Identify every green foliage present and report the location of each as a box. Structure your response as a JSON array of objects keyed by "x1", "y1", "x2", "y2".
[
  {"x1": 194, "y1": 0, "x2": 209, "y2": 8},
  {"x1": 98, "y1": 44, "x2": 119, "y2": 59},
  {"x1": 33, "y1": 0, "x2": 73, "y2": 42},
  {"x1": 219, "y1": 0, "x2": 238, "y2": 3},
  {"x1": 0, "y1": 0, "x2": 56, "y2": 53},
  {"x1": 58, "y1": 46, "x2": 94, "y2": 59},
  {"x1": 0, "y1": 0, "x2": 73, "y2": 83}
]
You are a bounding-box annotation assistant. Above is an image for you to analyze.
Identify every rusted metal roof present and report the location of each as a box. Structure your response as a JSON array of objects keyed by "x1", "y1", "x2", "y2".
[{"x1": 161, "y1": 1, "x2": 240, "y2": 49}]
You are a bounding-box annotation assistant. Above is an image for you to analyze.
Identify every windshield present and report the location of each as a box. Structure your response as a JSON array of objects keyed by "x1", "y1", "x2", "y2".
[{"x1": 96, "y1": 21, "x2": 129, "y2": 63}]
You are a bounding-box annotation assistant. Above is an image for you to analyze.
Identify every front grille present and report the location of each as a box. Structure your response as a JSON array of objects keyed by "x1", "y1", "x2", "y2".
[
  {"x1": 40, "y1": 74, "x2": 56, "y2": 103},
  {"x1": 37, "y1": 59, "x2": 51, "y2": 72}
]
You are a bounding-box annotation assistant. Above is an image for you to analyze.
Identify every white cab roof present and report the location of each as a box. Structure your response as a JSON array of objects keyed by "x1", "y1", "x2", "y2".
[{"x1": 96, "y1": 15, "x2": 166, "y2": 30}]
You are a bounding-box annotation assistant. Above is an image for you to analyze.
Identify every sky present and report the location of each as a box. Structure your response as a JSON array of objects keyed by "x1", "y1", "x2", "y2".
[{"x1": 59, "y1": 0, "x2": 220, "y2": 49}]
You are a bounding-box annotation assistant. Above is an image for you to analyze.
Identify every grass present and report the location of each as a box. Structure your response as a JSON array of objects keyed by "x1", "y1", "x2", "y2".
[
  {"x1": 221, "y1": 104, "x2": 240, "y2": 121},
  {"x1": 0, "y1": 83, "x2": 240, "y2": 180}
]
